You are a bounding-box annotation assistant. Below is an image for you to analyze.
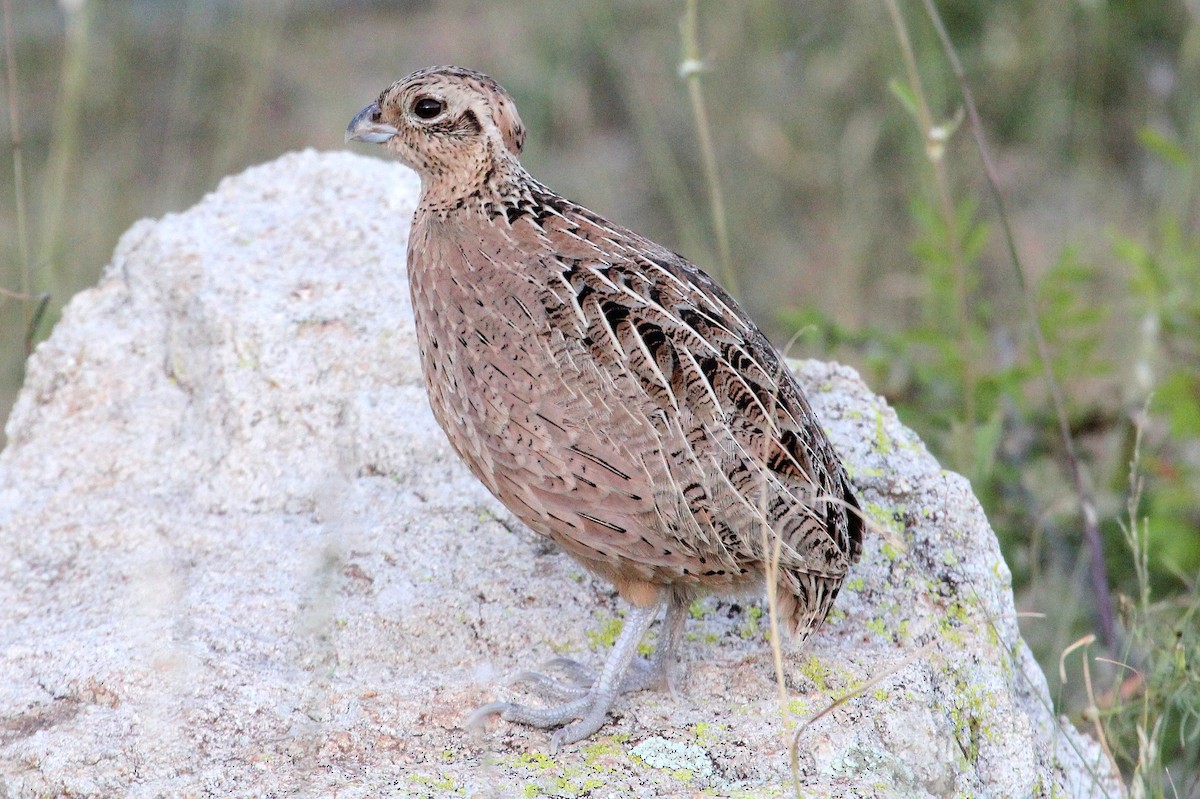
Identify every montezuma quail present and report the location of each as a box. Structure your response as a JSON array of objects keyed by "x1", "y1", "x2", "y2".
[{"x1": 347, "y1": 66, "x2": 863, "y2": 750}]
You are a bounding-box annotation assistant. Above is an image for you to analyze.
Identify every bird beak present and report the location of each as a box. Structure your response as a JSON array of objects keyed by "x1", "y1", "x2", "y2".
[{"x1": 345, "y1": 102, "x2": 398, "y2": 144}]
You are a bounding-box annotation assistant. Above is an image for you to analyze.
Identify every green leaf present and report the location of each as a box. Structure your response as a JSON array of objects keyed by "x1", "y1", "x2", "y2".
[
  {"x1": 888, "y1": 77, "x2": 921, "y2": 122},
  {"x1": 1154, "y1": 371, "x2": 1200, "y2": 438},
  {"x1": 1137, "y1": 126, "x2": 1190, "y2": 168}
]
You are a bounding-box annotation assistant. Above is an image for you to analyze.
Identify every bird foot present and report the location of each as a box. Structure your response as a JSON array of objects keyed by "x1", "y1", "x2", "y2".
[
  {"x1": 465, "y1": 692, "x2": 614, "y2": 752},
  {"x1": 468, "y1": 657, "x2": 649, "y2": 751},
  {"x1": 465, "y1": 599, "x2": 687, "y2": 749}
]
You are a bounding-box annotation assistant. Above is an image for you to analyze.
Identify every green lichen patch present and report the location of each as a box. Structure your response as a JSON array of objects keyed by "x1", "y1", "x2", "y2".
[
  {"x1": 863, "y1": 600, "x2": 912, "y2": 643},
  {"x1": 409, "y1": 772, "x2": 464, "y2": 796},
  {"x1": 798, "y1": 654, "x2": 829, "y2": 693},
  {"x1": 824, "y1": 606, "x2": 848, "y2": 625},
  {"x1": 584, "y1": 611, "x2": 656, "y2": 656},
  {"x1": 865, "y1": 502, "x2": 908, "y2": 553},
  {"x1": 946, "y1": 675, "x2": 1003, "y2": 767},
  {"x1": 499, "y1": 740, "x2": 629, "y2": 798},
  {"x1": 685, "y1": 630, "x2": 721, "y2": 645},
  {"x1": 724, "y1": 786, "x2": 787, "y2": 799},
  {"x1": 873, "y1": 407, "x2": 893, "y2": 453},
  {"x1": 845, "y1": 463, "x2": 885, "y2": 480},
  {"x1": 795, "y1": 654, "x2": 872, "y2": 706},
  {"x1": 580, "y1": 734, "x2": 629, "y2": 772},
  {"x1": 739, "y1": 604, "x2": 764, "y2": 640},
  {"x1": 586, "y1": 612, "x2": 624, "y2": 651},
  {"x1": 509, "y1": 751, "x2": 557, "y2": 772},
  {"x1": 690, "y1": 722, "x2": 726, "y2": 746},
  {"x1": 936, "y1": 599, "x2": 974, "y2": 647}
]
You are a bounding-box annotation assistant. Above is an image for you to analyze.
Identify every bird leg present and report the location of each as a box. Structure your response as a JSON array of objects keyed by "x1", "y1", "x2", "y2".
[
  {"x1": 624, "y1": 593, "x2": 687, "y2": 694},
  {"x1": 507, "y1": 596, "x2": 689, "y2": 702},
  {"x1": 468, "y1": 596, "x2": 681, "y2": 750}
]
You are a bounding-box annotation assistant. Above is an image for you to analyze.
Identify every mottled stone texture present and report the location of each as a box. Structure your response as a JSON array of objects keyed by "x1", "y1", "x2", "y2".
[{"x1": 0, "y1": 151, "x2": 1122, "y2": 798}]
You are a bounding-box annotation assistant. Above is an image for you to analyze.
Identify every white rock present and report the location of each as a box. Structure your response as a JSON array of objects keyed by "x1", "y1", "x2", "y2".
[{"x1": 0, "y1": 150, "x2": 1124, "y2": 798}]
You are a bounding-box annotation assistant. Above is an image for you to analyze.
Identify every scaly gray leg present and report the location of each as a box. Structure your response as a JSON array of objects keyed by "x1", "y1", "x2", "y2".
[
  {"x1": 501, "y1": 590, "x2": 686, "y2": 695},
  {"x1": 624, "y1": 593, "x2": 687, "y2": 694},
  {"x1": 508, "y1": 595, "x2": 689, "y2": 700}
]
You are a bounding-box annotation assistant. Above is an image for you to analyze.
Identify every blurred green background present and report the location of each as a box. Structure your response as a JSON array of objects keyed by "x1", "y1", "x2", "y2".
[{"x1": 2, "y1": 0, "x2": 1198, "y2": 792}]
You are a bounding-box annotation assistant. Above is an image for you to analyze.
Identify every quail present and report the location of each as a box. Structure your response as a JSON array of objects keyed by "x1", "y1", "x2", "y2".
[{"x1": 346, "y1": 66, "x2": 862, "y2": 750}]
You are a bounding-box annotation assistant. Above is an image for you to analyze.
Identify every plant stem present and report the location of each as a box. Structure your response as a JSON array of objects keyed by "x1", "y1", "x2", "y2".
[
  {"x1": 917, "y1": 0, "x2": 1115, "y2": 649},
  {"x1": 679, "y1": 0, "x2": 739, "y2": 297},
  {"x1": 39, "y1": 0, "x2": 93, "y2": 306},
  {"x1": 881, "y1": 0, "x2": 976, "y2": 472},
  {"x1": 2, "y1": 0, "x2": 31, "y2": 342}
]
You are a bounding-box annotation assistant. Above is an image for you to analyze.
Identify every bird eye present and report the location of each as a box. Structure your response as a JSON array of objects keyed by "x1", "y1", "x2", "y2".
[{"x1": 413, "y1": 97, "x2": 444, "y2": 119}]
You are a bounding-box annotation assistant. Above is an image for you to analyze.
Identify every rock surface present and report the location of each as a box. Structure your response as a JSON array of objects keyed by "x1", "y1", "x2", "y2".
[{"x1": 0, "y1": 151, "x2": 1123, "y2": 798}]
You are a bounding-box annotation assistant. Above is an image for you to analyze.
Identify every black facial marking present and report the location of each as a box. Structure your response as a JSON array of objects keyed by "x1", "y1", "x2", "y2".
[{"x1": 458, "y1": 109, "x2": 482, "y2": 134}]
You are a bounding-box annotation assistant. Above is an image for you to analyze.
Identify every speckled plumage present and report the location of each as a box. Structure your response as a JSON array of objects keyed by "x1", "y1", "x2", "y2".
[{"x1": 347, "y1": 66, "x2": 862, "y2": 749}]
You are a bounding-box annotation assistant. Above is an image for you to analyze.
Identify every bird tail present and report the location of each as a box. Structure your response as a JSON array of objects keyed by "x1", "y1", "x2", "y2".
[{"x1": 775, "y1": 569, "x2": 843, "y2": 641}]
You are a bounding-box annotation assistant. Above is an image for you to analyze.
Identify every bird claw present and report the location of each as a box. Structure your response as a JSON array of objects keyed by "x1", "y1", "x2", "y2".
[
  {"x1": 464, "y1": 700, "x2": 515, "y2": 731},
  {"x1": 548, "y1": 709, "x2": 611, "y2": 754}
]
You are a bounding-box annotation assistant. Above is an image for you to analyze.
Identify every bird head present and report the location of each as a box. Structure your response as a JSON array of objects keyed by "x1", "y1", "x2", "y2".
[{"x1": 346, "y1": 66, "x2": 526, "y2": 187}]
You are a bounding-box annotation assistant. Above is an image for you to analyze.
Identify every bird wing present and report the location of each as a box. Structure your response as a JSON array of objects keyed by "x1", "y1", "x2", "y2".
[{"x1": 490, "y1": 188, "x2": 862, "y2": 585}]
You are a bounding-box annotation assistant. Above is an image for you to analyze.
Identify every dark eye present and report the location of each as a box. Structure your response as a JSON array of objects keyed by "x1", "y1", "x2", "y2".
[{"x1": 413, "y1": 97, "x2": 444, "y2": 119}]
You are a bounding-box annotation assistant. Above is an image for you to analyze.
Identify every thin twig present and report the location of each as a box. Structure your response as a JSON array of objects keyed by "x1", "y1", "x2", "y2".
[
  {"x1": 599, "y1": 27, "x2": 712, "y2": 259},
  {"x1": 1058, "y1": 633, "x2": 1096, "y2": 683},
  {"x1": 1005, "y1": 608, "x2": 1121, "y2": 796},
  {"x1": 679, "y1": 0, "x2": 738, "y2": 297},
  {"x1": 1073, "y1": 638, "x2": 1119, "y2": 771},
  {"x1": 916, "y1": 0, "x2": 1115, "y2": 650},
  {"x1": 758, "y1": 353, "x2": 794, "y2": 786},
  {"x1": 156, "y1": 0, "x2": 209, "y2": 209},
  {"x1": 790, "y1": 640, "x2": 936, "y2": 794},
  {"x1": 1121, "y1": 400, "x2": 1152, "y2": 614},
  {"x1": 0, "y1": 286, "x2": 47, "y2": 354}
]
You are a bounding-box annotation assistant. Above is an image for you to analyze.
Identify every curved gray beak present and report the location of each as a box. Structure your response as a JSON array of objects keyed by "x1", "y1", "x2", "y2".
[{"x1": 345, "y1": 103, "x2": 398, "y2": 144}]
